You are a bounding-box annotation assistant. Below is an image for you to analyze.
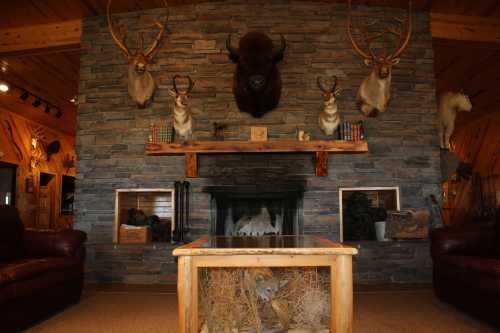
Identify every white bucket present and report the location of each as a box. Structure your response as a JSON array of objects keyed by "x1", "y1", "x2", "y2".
[{"x1": 374, "y1": 221, "x2": 389, "y2": 241}]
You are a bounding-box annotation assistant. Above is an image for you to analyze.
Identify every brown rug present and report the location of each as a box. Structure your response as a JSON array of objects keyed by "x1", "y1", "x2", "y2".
[{"x1": 26, "y1": 290, "x2": 496, "y2": 333}]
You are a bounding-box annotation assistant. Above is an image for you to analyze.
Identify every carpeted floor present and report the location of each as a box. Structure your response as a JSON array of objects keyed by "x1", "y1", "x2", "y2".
[{"x1": 26, "y1": 290, "x2": 496, "y2": 333}]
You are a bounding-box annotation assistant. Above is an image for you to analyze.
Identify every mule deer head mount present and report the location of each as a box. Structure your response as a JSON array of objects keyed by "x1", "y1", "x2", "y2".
[
  {"x1": 107, "y1": 0, "x2": 169, "y2": 108},
  {"x1": 347, "y1": 0, "x2": 412, "y2": 117}
]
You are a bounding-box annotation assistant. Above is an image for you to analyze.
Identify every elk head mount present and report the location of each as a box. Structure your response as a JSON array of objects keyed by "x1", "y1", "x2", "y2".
[
  {"x1": 107, "y1": 0, "x2": 168, "y2": 108},
  {"x1": 347, "y1": 0, "x2": 412, "y2": 117},
  {"x1": 226, "y1": 32, "x2": 286, "y2": 118}
]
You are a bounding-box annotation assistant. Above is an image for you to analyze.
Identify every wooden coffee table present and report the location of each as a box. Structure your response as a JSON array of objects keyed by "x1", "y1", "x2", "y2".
[{"x1": 173, "y1": 235, "x2": 358, "y2": 333}]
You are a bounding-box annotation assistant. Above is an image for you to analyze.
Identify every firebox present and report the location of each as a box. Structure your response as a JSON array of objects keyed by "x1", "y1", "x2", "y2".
[{"x1": 205, "y1": 186, "x2": 304, "y2": 236}]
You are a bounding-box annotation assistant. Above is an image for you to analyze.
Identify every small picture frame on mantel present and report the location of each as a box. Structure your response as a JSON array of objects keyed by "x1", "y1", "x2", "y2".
[{"x1": 250, "y1": 127, "x2": 268, "y2": 141}]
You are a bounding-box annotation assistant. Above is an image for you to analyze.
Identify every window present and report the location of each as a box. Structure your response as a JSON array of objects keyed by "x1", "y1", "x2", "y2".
[{"x1": 0, "y1": 162, "x2": 17, "y2": 206}]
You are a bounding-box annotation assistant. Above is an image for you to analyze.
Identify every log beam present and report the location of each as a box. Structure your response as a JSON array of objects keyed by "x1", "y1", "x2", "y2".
[
  {"x1": 0, "y1": 20, "x2": 82, "y2": 56},
  {"x1": 431, "y1": 13, "x2": 500, "y2": 44}
]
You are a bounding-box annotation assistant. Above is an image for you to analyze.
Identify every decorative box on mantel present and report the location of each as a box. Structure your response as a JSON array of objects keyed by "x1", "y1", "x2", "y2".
[
  {"x1": 145, "y1": 140, "x2": 368, "y2": 177},
  {"x1": 113, "y1": 189, "x2": 175, "y2": 244}
]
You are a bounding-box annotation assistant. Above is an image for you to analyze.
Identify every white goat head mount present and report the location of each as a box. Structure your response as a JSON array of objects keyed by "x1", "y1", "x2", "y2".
[
  {"x1": 438, "y1": 91, "x2": 472, "y2": 150},
  {"x1": 317, "y1": 76, "x2": 342, "y2": 136},
  {"x1": 107, "y1": 0, "x2": 168, "y2": 108},
  {"x1": 347, "y1": 0, "x2": 412, "y2": 117},
  {"x1": 169, "y1": 75, "x2": 195, "y2": 139}
]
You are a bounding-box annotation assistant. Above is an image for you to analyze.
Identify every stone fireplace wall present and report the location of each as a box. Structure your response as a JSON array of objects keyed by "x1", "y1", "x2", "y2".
[{"x1": 76, "y1": 0, "x2": 440, "y2": 284}]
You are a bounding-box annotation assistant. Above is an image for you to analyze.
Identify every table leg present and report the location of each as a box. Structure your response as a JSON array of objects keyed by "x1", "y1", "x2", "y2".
[
  {"x1": 331, "y1": 255, "x2": 353, "y2": 333},
  {"x1": 178, "y1": 256, "x2": 194, "y2": 333}
]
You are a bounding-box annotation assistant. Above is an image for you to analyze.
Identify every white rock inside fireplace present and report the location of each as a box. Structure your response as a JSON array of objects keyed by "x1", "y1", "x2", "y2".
[{"x1": 224, "y1": 205, "x2": 283, "y2": 236}]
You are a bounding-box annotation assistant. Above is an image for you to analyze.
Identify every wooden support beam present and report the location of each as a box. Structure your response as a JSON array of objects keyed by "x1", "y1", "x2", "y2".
[
  {"x1": 316, "y1": 151, "x2": 329, "y2": 177},
  {"x1": 0, "y1": 20, "x2": 82, "y2": 56},
  {"x1": 185, "y1": 153, "x2": 198, "y2": 178},
  {"x1": 431, "y1": 13, "x2": 500, "y2": 44}
]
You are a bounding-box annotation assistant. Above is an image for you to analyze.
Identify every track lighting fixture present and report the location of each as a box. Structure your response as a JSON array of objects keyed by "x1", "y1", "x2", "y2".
[
  {"x1": 56, "y1": 111, "x2": 63, "y2": 118},
  {"x1": 20, "y1": 91, "x2": 29, "y2": 100},
  {"x1": 32, "y1": 97, "x2": 41, "y2": 107},
  {"x1": 44, "y1": 104, "x2": 51, "y2": 114}
]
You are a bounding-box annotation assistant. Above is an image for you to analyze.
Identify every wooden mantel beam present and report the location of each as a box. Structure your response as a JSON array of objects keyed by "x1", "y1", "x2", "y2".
[
  {"x1": 0, "y1": 20, "x2": 82, "y2": 56},
  {"x1": 431, "y1": 13, "x2": 500, "y2": 44}
]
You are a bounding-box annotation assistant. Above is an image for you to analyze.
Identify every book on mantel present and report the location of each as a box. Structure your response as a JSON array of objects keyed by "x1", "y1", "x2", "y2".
[{"x1": 338, "y1": 121, "x2": 365, "y2": 141}]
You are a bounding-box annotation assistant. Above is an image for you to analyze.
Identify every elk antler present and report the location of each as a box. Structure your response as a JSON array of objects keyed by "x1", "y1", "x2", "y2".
[
  {"x1": 389, "y1": 1, "x2": 412, "y2": 59},
  {"x1": 107, "y1": 0, "x2": 168, "y2": 59},
  {"x1": 107, "y1": 0, "x2": 131, "y2": 58},
  {"x1": 347, "y1": 0, "x2": 371, "y2": 60},
  {"x1": 317, "y1": 76, "x2": 338, "y2": 93},
  {"x1": 347, "y1": 0, "x2": 412, "y2": 60},
  {"x1": 144, "y1": 1, "x2": 169, "y2": 59}
]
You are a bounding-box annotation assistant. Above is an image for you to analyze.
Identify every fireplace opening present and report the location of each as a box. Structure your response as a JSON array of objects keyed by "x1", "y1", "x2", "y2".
[{"x1": 205, "y1": 187, "x2": 304, "y2": 236}]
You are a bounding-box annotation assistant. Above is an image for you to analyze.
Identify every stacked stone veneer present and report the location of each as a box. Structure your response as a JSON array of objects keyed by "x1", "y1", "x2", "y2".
[{"x1": 76, "y1": 0, "x2": 439, "y2": 284}]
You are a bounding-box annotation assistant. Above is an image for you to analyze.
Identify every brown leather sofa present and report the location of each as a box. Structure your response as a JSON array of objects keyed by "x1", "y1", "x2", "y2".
[
  {"x1": 430, "y1": 222, "x2": 500, "y2": 328},
  {"x1": 0, "y1": 206, "x2": 87, "y2": 332}
]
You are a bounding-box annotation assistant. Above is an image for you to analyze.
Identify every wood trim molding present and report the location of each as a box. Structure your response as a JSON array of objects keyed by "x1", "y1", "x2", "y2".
[
  {"x1": 0, "y1": 19, "x2": 82, "y2": 56},
  {"x1": 431, "y1": 13, "x2": 500, "y2": 44}
]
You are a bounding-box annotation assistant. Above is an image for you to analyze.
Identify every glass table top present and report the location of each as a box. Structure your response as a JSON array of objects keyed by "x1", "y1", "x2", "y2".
[{"x1": 199, "y1": 235, "x2": 336, "y2": 249}]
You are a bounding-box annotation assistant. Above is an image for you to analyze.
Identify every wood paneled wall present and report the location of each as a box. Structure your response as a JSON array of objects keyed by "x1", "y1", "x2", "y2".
[
  {"x1": 0, "y1": 108, "x2": 76, "y2": 228},
  {"x1": 442, "y1": 112, "x2": 500, "y2": 225}
]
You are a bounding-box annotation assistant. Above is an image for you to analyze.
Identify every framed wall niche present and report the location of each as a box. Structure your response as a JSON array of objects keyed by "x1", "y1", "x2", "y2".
[{"x1": 339, "y1": 187, "x2": 400, "y2": 242}]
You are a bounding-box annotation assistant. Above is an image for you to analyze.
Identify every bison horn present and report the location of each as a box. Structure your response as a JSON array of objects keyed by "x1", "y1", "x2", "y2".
[
  {"x1": 273, "y1": 35, "x2": 286, "y2": 62},
  {"x1": 226, "y1": 34, "x2": 240, "y2": 63}
]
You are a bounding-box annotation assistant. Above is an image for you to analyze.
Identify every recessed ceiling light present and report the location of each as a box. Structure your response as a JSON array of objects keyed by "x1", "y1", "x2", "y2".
[{"x1": 0, "y1": 82, "x2": 9, "y2": 92}]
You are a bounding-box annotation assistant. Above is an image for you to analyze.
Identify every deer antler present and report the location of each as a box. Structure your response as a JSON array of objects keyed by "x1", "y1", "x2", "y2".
[
  {"x1": 390, "y1": 0, "x2": 412, "y2": 59},
  {"x1": 144, "y1": 0, "x2": 169, "y2": 59},
  {"x1": 107, "y1": 0, "x2": 131, "y2": 58},
  {"x1": 348, "y1": 0, "x2": 412, "y2": 60}
]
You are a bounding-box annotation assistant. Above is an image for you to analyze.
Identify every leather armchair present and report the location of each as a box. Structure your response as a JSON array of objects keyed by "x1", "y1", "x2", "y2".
[
  {"x1": 430, "y1": 222, "x2": 500, "y2": 329},
  {"x1": 0, "y1": 206, "x2": 87, "y2": 333}
]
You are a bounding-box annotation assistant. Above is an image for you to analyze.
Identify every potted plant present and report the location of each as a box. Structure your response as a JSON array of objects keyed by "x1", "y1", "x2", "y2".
[{"x1": 371, "y1": 207, "x2": 388, "y2": 241}]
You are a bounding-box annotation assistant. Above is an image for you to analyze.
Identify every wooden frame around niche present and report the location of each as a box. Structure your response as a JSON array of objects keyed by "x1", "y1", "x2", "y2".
[
  {"x1": 338, "y1": 186, "x2": 400, "y2": 242},
  {"x1": 113, "y1": 188, "x2": 176, "y2": 244}
]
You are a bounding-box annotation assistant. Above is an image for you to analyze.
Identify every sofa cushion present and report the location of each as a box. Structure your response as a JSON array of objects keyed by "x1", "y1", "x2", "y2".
[
  {"x1": 0, "y1": 258, "x2": 74, "y2": 287},
  {"x1": 437, "y1": 254, "x2": 500, "y2": 295},
  {"x1": 0, "y1": 206, "x2": 25, "y2": 261}
]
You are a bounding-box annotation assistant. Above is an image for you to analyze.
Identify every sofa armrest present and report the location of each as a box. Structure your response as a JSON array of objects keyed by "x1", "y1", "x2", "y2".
[
  {"x1": 430, "y1": 225, "x2": 497, "y2": 259},
  {"x1": 22, "y1": 229, "x2": 87, "y2": 259}
]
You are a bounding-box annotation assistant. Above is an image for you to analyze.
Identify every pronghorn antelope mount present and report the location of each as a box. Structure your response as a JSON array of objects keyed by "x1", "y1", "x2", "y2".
[
  {"x1": 438, "y1": 91, "x2": 472, "y2": 150},
  {"x1": 317, "y1": 76, "x2": 342, "y2": 136},
  {"x1": 107, "y1": 0, "x2": 168, "y2": 108},
  {"x1": 169, "y1": 75, "x2": 195, "y2": 140},
  {"x1": 347, "y1": 0, "x2": 412, "y2": 117}
]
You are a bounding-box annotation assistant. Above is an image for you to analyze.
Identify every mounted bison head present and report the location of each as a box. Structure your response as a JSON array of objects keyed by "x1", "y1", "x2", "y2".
[{"x1": 226, "y1": 32, "x2": 286, "y2": 118}]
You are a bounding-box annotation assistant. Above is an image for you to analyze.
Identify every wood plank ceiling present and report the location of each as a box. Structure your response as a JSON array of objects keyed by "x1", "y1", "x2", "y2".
[{"x1": 0, "y1": 0, "x2": 499, "y2": 135}]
